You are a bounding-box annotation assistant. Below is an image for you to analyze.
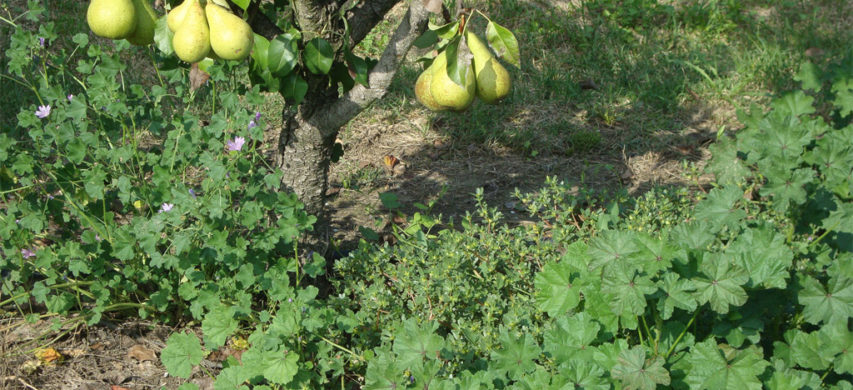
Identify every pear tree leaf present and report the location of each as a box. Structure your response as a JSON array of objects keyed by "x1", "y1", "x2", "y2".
[
  {"x1": 231, "y1": 0, "x2": 250, "y2": 11},
  {"x1": 490, "y1": 329, "x2": 540, "y2": 380},
  {"x1": 201, "y1": 304, "x2": 238, "y2": 349},
  {"x1": 268, "y1": 34, "x2": 299, "y2": 76},
  {"x1": 428, "y1": 20, "x2": 460, "y2": 40},
  {"x1": 413, "y1": 29, "x2": 439, "y2": 48},
  {"x1": 543, "y1": 312, "x2": 600, "y2": 364},
  {"x1": 693, "y1": 252, "x2": 749, "y2": 314},
  {"x1": 611, "y1": 346, "x2": 670, "y2": 390},
  {"x1": 657, "y1": 273, "x2": 697, "y2": 320},
  {"x1": 345, "y1": 52, "x2": 370, "y2": 87},
  {"x1": 534, "y1": 259, "x2": 583, "y2": 316},
  {"x1": 443, "y1": 37, "x2": 472, "y2": 87},
  {"x1": 251, "y1": 34, "x2": 270, "y2": 70},
  {"x1": 798, "y1": 275, "x2": 853, "y2": 325},
  {"x1": 154, "y1": 16, "x2": 174, "y2": 56},
  {"x1": 281, "y1": 73, "x2": 308, "y2": 105},
  {"x1": 686, "y1": 340, "x2": 770, "y2": 390},
  {"x1": 304, "y1": 38, "x2": 334, "y2": 74},
  {"x1": 485, "y1": 20, "x2": 520, "y2": 68},
  {"x1": 725, "y1": 226, "x2": 793, "y2": 289},
  {"x1": 160, "y1": 331, "x2": 204, "y2": 379}
]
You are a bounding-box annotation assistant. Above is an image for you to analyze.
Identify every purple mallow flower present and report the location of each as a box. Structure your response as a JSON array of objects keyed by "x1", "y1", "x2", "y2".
[
  {"x1": 226, "y1": 136, "x2": 245, "y2": 152},
  {"x1": 39, "y1": 37, "x2": 45, "y2": 47},
  {"x1": 254, "y1": 112, "x2": 261, "y2": 121},
  {"x1": 247, "y1": 120, "x2": 257, "y2": 130},
  {"x1": 35, "y1": 105, "x2": 51, "y2": 119},
  {"x1": 158, "y1": 203, "x2": 174, "y2": 213},
  {"x1": 67, "y1": 94, "x2": 73, "y2": 102},
  {"x1": 21, "y1": 248, "x2": 35, "y2": 259},
  {"x1": 188, "y1": 189, "x2": 197, "y2": 198}
]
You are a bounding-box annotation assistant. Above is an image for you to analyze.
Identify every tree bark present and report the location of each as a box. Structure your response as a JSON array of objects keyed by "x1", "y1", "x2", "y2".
[{"x1": 274, "y1": 1, "x2": 430, "y2": 254}]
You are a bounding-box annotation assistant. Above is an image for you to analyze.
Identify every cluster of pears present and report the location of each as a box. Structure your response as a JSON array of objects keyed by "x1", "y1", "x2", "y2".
[
  {"x1": 87, "y1": 0, "x2": 158, "y2": 45},
  {"x1": 416, "y1": 31, "x2": 511, "y2": 111},
  {"x1": 168, "y1": 0, "x2": 254, "y2": 63}
]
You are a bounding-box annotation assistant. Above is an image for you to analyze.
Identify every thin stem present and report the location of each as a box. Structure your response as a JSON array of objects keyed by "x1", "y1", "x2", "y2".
[
  {"x1": 665, "y1": 309, "x2": 699, "y2": 359},
  {"x1": 317, "y1": 334, "x2": 363, "y2": 361}
]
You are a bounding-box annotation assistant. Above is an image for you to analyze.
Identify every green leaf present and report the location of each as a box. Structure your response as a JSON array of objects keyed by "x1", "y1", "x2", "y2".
[
  {"x1": 393, "y1": 319, "x2": 444, "y2": 369},
  {"x1": 693, "y1": 252, "x2": 749, "y2": 314},
  {"x1": 832, "y1": 76, "x2": 853, "y2": 117},
  {"x1": 534, "y1": 259, "x2": 583, "y2": 316},
  {"x1": 693, "y1": 186, "x2": 746, "y2": 232},
  {"x1": 685, "y1": 340, "x2": 770, "y2": 390},
  {"x1": 213, "y1": 365, "x2": 250, "y2": 390},
  {"x1": 202, "y1": 304, "x2": 238, "y2": 349},
  {"x1": 789, "y1": 329, "x2": 833, "y2": 371},
  {"x1": 490, "y1": 328, "x2": 540, "y2": 380},
  {"x1": 442, "y1": 37, "x2": 472, "y2": 88},
  {"x1": 485, "y1": 20, "x2": 520, "y2": 68},
  {"x1": 611, "y1": 346, "x2": 670, "y2": 390},
  {"x1": 543, "y1": 312, "x2": 600, "y2": 364},
  {"x1": 379, "y1": 192, "x2": 401, "y2": 209},
  {"x1": 602, "y1": 261, "x2": 656, "y2": 323},
  {"x1": 281, "y1": 73, "x2": 307, "y2": 105},
  {"x1": 267, "y1": 34, "x2": 298, "y2": 76},
  {"x1": 771, "y1": 90, "x2": 815, "y2": 118},
  {"x1": 161, "y1": 331, "x2": 204, "y2": 379},
  {"x1": 634, "y1": 232, "x2": 678, "y2": 274},
  {"x1": 231, "y1": 0, "x2": 249, "y2": 11},
  {"x1": 364, "y1": 347, "x2": 405, "y2": 390},
  {"x1": 760, "y1": 168, "x2": 815, "y2": 212},
  {"x1": 726, "y1": 226, "x2": 793, "y2": 289},
  {"x1": 587, "y1": 230, "x2": 640, "y2": 271},
  {"x1": 657, "y1": 273, "x2": 697, "y2": 320},
  {"x1": 798, "y1": 275, "x2": 853, "y2": 325},
  {"x1": 154, "y1": 16, "x2": 174, "y2": 56},
  {"x1": 251, "y1": 34, "x2": 270, "y2": 70},
  {"x1": 822, "y1": 323, "x2": 853, "y2": 375},
  {"x1": 345, "y1": 52, "x2": 370, "y2": 87},
  {"x1": 764, "y1": 358, "x2": 821, "y2": 390},
  {"x1": 554, "y1": 360, "x2": 610, "y2": 390},
  {"x1": 794, "y1": 61, "x2": 822, "y2": 92},
  {"x1": 263, "y1": 349, "x2": 299, "y2": 385},
  {"x1": 304, "y1": 38, "x2": 334, "y2": 74}
]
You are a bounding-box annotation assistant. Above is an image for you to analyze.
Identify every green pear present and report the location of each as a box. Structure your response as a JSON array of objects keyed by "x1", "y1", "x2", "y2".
[
  {"x1": 127, "y1": 0, "x2": 158, "y2": 46},
  {"x1": 415, "y1": 60, "x2": 448, "y2": 111},
  {"x1": 167, "y1": 0, "x2": 191, "y2": 32},
  {"x1": 429, "y1": 50, "x2": 476, "y2": 111},
  {"x1": 172, "y1": 0, "x2": 210, "y2": 63},
  {"x1": 466, "y1": 31, "x2": 511, "y2": 104},
  {"x1": 205, "y1": 3, "x2": 254, "y2": 60},
  {"x1": 87, "y1": 0, "x2": 137, "y2": 39}
]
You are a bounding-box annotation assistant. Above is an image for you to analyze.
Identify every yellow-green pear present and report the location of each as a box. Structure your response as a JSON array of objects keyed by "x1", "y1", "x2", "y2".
[
  {"x1": 205, "y1": 3, "x2": 254, "y2": 60},
  {"x1": 127, "y1": 0, "x2": 158, "y2": 46},
  {"x1": 167, "y1": 0, "x2": 191, "y2": 32},
  {"x1": 415, "y1": 61, "x2": 448, "y2": 111},
  {"x1": 429, "y1": 50, "x2": 476, "y2": 111},
  {"x1": 172, "y1": 0, "x2": 210, "y2": 63},
  {"x1": 466, "y1": 31, "x2": 511, "y2": 104},
  {"x1": 87, "y1": 0, "x2": 137, "y2": 39}
]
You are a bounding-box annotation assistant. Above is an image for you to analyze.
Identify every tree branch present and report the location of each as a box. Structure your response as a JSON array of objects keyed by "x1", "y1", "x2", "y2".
[
  {"x1": 345, "y1": 0, "x2": 402, "y2": 48},
  {"x1": 309, "y1": 1, "x2": 430, "y2": 136}
]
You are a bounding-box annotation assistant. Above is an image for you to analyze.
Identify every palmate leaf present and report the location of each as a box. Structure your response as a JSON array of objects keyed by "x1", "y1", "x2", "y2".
[
  {"x1": 490, "y1": 329, "x2": 541, "y2": 380},
  {"x1": 534, "y1": 259, "x2": 583, "y2": 316},
  {"x1": 392, "y1": 319, "x2": 444, "y2": 369},
  {"x1": 771, "y1": 90, "x2": 815, "y2": 118},
  {"x1": 822, "y1": 323, "x2": 853, "y2": 375},
  {"x1": 201, "y1": 304, "x2": 238, "y2": 349},
  {"x1": 588, "y1": 230, "x2": 640, "y2": 271},
  {"x1": 798, "y1": 275, "x2": 853, "y2": 325},
  {"x1": 263, "y1": 349, "x2": 299, "y2": 385},
  {"x1": 602, "y1": 262, "x2": 656, "y2": 326},
  {"x1": 693, "y1": 252, "x2": 748, "y2": 314},
  {"x1": 693, "y1": 186, "x2": 746, "y2": 232},
  {"x1": 707, "y1": 137, "x2": 751, "y2": 186},
  {"x1": 657, "y1": 273, "x2": 697, "y2": 320},
  {"x1": 634, "y1": 232, "x2": 679, "y2": 275},
  {"x1": 725, "y1": 226, "x2": 793, "y2": 289},
  {"x1": 789, "y1": 329, "x2": 833, "y2": 371},
  {"x1": 543, "y1": 312, "x2": 600, "y2": 364},
  {"x1": 685, "y1": 339, "x2": 769, "y2": 390},
  {"x1": 764, "y1": 358, "x2": 822, "y2": 390},
  {"x1": 611, "y1": 346, "x2": 670, "y2": 390},
  {"x1": 759, "y1": 167, "x2": 815, "y2": 212},
  {"x1": 365, "y1": 348, "x2": 405, "y2": 390},
  {"x1": 554, "y1": 360, "x2": 610, "y2": 390},
  {"x1": 831, "y1": 76, "x2": 853, "y2": 117},
  {"x1": 160, "y1": 331, "x2": 204, "y2": 379}
]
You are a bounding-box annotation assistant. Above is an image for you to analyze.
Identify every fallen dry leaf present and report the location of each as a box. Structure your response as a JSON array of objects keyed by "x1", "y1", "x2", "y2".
[
  {"x1": 383, "y1": 155, "x2": 399, "y2": 169},
  {"x1": 190, "y1": 63, "x2": 210, "y2": 91},
  {"x1": 35, "y1": 348, "x2": 62, "y2": 365},
  {"x1": 127, "y1": 344, "x2": 157, "y2": 362},
  {"x1": 111, "y1": 386, "x2": 130, "y2": 390}
]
